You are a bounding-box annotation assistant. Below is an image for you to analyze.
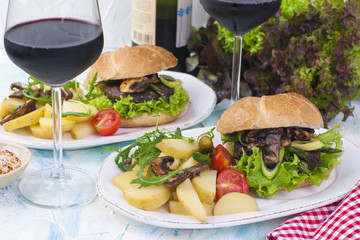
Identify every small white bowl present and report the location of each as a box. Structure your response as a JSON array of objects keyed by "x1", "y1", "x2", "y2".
[{"x1": 0, "y1": 141, "x2": 31, "y2": 189}]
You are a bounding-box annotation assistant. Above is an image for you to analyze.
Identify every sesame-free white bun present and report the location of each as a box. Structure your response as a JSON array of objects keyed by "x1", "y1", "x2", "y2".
[
  {"x1": 216, "y1": 92, "x2": 324, "y2": 134},
  {"x1": 86, "y1": 45, "x2": 178, "y2": 83}
]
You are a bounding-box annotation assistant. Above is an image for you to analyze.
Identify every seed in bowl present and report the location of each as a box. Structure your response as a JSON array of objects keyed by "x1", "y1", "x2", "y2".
[{"x1": 0, "y1": 149, "x2": 21, "y2": 174}]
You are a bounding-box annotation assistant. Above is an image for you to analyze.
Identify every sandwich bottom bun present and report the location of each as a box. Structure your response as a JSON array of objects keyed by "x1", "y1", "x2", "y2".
[{"x1": 119, "y1": 112, "x2": 182, "y2": 128}]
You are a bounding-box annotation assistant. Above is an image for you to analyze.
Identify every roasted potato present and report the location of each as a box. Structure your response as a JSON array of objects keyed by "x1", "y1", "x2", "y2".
[
  {"x1": 39, "y1": 117, "x2": 76, "y2": 132},
  {"x1": 213, "y1": 192, "x2": 258, "y2": 216},
  {"x1": 70, "y1": 121, "x2": 96, "y2": 139},
  {"x1": 191, "y1": 170, "x2": 217, "y2": 204},
  {"x1": 62, "y1": 101, "x2": 98, "y2": 123},
  {"x1": 2, "y1": 106, "x2": 45, "y2": 131},
  {"x1": 176, "y1": 178, "x2": 207, "y2": 222},
  {"x1": 178, "y1": 157, "x2": 198, "y2": 170},
  {"x1": 169, "y1": 200, "x2": 214, "y2": 216},
  {"x1": 156, "y1": 139, "x2": 197, "y2": 159},
  {"x1": 29, "y1": 124, "x2": 52, "y2": 139},
  {"x1": 0, "y1": 97, "x2": 26, "y2": 113},
  {"x1": 123, "y1": 185, "x2": 171, "y2": 211},
  {"x1": 113, "y1": 171, "x2": 140, "y2": 191}
]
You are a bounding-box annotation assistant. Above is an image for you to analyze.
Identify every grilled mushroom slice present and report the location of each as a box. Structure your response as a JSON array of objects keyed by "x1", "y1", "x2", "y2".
[
  {"x1": 8, "y1": 90, "x2": 25, "y2": 99},
  {"x1": 10, "y1": 82, "x2": 28, "y2": 91},
  {"x1": 1, "y1": 99, "x2": 37, "y2": 124},
  {"x1": 120, "y1": 77, "x2": 150, "y2": 93},
  {"x1": 151, "y1": 156, "x2": 175, "y2": 177},
  {"x1": 8, "y1": 82, "x2": 29, "y2": 99},
  {"x1": 147, "y1": 74, "x2": 160, "y2": 83},
  {"x1": 150, "y1": 156, "x2": 209, "y2": 188}
]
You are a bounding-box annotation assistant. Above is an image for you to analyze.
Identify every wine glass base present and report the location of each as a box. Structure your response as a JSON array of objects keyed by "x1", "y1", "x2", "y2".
[{"x1": 18, "y1": 167, "x2": 97, "y2": 209}]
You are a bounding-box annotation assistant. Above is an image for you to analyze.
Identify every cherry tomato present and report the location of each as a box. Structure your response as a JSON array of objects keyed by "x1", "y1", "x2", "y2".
[
  {"x1": 90, "y1": 108, "x2": 121, "y2": 136},
  {"x1": 210, "y1": 144, "x2": 236, "y2": 174},
  {"x1": 216, "y1": 169, "x2": 249, "y2": 199}
]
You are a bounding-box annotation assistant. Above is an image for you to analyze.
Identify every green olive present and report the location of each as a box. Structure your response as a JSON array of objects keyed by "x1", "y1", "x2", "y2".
[{"x1": 198, "y1": 136, "x2": 214, "y2": 154}]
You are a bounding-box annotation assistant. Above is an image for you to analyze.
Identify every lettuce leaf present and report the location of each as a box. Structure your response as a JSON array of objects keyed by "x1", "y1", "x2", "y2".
[
  {"x1": 88, "y1": 86, "x2": 189, "y2": 119},
  {"x1": 233, "y1": 126, "x2": 343, "y2": 198},
  {"x1": 187, "y1": 0, "x2": 360, "y2": 124}
]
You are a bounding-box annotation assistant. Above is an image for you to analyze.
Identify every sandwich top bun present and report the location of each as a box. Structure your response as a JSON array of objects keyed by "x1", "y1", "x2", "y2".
[
  {"x1": 217, "y1": 92, "x2": 324, "y2": 134},
  {"x1": 85, "y1": 45, "x2": 178, "y2": 83}
]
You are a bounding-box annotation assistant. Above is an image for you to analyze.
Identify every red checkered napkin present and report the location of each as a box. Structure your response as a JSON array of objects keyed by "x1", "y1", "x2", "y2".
[{"x1": 267, "y1": 180, "x2": 360, "y2": 240}]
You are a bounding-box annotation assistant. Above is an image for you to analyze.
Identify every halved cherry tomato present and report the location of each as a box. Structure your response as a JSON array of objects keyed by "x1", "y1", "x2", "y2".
[
  {"x1": 210, "y1": 144, "x2": 236, "y2": 174},
  {"x1": 90, "y1": 108, "x2": 121, "y2": 136},
  {"x1": 216, "y1": 169, "x2": 249, "y2": 199}
]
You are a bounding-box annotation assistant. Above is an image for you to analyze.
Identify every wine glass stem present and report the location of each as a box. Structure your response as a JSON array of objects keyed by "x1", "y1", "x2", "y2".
[
  {"x1": 231, "y1": 35, "x2": 243, "y2": 104},
  {"x1": 50, "y1": 87, "x2": 69, "y2": 180}
]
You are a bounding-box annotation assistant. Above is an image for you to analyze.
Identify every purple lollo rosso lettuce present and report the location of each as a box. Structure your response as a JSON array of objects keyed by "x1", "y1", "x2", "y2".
[{"x1": 187, "y1": 0, "x2": 360, "y2": 125}]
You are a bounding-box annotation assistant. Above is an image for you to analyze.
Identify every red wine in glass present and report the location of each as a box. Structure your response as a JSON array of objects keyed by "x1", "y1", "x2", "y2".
[
  {"x1": 4, "y1": 18, "x2": 103, "y2": 86},
  {"x1": 3, "y1": 0, "x2": 103, "y2": 209},
  {"x1": 200, "y1": 0, "x2": 281, "y2": 102}
]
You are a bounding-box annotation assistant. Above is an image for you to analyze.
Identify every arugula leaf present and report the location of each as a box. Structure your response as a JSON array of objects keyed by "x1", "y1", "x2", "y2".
[
  {"x1": 84, "y1": 73, "x2": 102, "y2": 103},
  {"x1": 192, "y1": 151, "x2": 213, "y2": 165}
]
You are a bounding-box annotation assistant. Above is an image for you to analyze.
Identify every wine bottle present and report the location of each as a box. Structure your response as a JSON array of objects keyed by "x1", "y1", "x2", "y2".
[{"x1": 131, "y1": 0, "x2": 192, "y2": 72}]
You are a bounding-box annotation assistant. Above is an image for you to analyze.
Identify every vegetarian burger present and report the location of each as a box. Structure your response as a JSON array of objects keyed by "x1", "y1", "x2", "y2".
[
  {"x1": 85, "y1": 45, "x2": 190, "y2": 127},
  {"x1": 217, "y1": 93, "x2": 343, "y2": 198}
]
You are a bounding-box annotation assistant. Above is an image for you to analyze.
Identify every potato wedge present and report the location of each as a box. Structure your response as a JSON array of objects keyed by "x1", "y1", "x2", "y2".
[
  {"x1": 169, "y1": 200, "x2": 214, "y2": 216},
  {"x1": 124, "y1": 185, "x2": 171, "y2": 211},
  {"x1": 62, "y1": 101, "x2": 96, "y2": 122},
  {"x1": 70, "y1": 121, "x2": 96, "y2": 139},
  {"x1": 191, "y1": 170, "x2": 217, "y2": 204},
  {"x1": 156, "y1": 139, "x2": 197, "y2": 159},
  {"x1": 29, "y1": 124, "x2": 53, "y2": 139},
  {"x1": 2, "y1": 106, "x2": 45, "y2": 131},
  {"x1": 39, "y1": 117, "x2": 76, "y2": 132},
  {"x1": 113, "y1": 171, "x2": 139, "y2": 191},
  {"x1": 213, "y1": 192, "x2": 258, "y2": 216},
  {"x1": 44, "y1": 104, "x2": 52, "y2": 118},
  {"x1": 0, "y1": 107, "x2": 10, "y2": 119},
  {"x1": 178, "y1": 157, "x2": 198, "y2": 170},
  {"x1": 1, "y1": 97, "x2": 26, "y2": 113},
  {"x1": 176, "y1": 179, "x2": 207, "y2": 222},
  {"x1": 113, "y1": 165, "x2": 151, "y2": 191}
]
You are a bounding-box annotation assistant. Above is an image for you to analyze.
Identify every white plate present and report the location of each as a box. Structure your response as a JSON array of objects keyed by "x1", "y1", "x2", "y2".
[
  {"x1": 96, "y1": 126, "x2": 360, "y2": 229},
  {"x1": 0, "y1": 71, "x2": 216, "y2": 150}
]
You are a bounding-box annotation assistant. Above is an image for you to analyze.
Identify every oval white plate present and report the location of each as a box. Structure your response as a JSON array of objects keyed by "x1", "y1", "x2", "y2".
[
  {"x1": 96, "y1": 126, "x2": 358, "y2": 229},
  {"x1": 0, "y1": 71, "x2": 216, "y2": 150}
]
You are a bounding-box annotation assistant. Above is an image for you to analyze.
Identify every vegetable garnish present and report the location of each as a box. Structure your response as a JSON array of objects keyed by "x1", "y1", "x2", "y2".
[
  {"x1": 23, "y1": 77, "x2": 51, "y2": 105},
  {"x1": 85, "y1": 73, "x2": 190, "y2": 119},
  {"x1": 90, "y1": 108, "x2": 120, "y2": 136},
  {"x1": 21, "y1": 77, "x2": 92, "y2": 118},
  {"x1": 104, "y1": 126, "x2": 197, "y2": 188},
  {"x1": 83, "y1": 72, "x2": 102, "y2": 103},
  {"x1": 187, "y1": 0, "x2": 360, "y2": 124},
  {"x1": 104, "y1": 125, "x2": 216, "y2": 188},
  {"x1": 193, "y1": 127, "x2": 216, "y2": 165},
  {"x1": 233, "y1": 124, "x2": 343, "y2": 198}
]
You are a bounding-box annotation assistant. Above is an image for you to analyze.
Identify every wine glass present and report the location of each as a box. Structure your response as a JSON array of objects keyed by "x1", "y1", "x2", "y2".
[
  {"x1": 200, "y1": 0, "x2": 281, "y2": 103},
  {"x1": 4, "y1": 0, "x2": 103, "y2": 208}
]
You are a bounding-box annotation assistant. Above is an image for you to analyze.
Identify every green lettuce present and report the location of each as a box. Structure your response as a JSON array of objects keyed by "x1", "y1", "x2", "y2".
[
  {"x1": 233, "y1": 125, "x2": 343, "y2": 198},
  {"x1": 88, "y1": 86, "x2": 189, "y2": 119}
]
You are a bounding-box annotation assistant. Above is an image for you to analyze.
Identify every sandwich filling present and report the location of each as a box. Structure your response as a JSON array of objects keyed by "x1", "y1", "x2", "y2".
[
  {"x1": 87, "y1": 74, "x2": 189, "y2": 119},
  {"x1": 222, "y1": 125, "x2": 343, "y2": 197}
]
